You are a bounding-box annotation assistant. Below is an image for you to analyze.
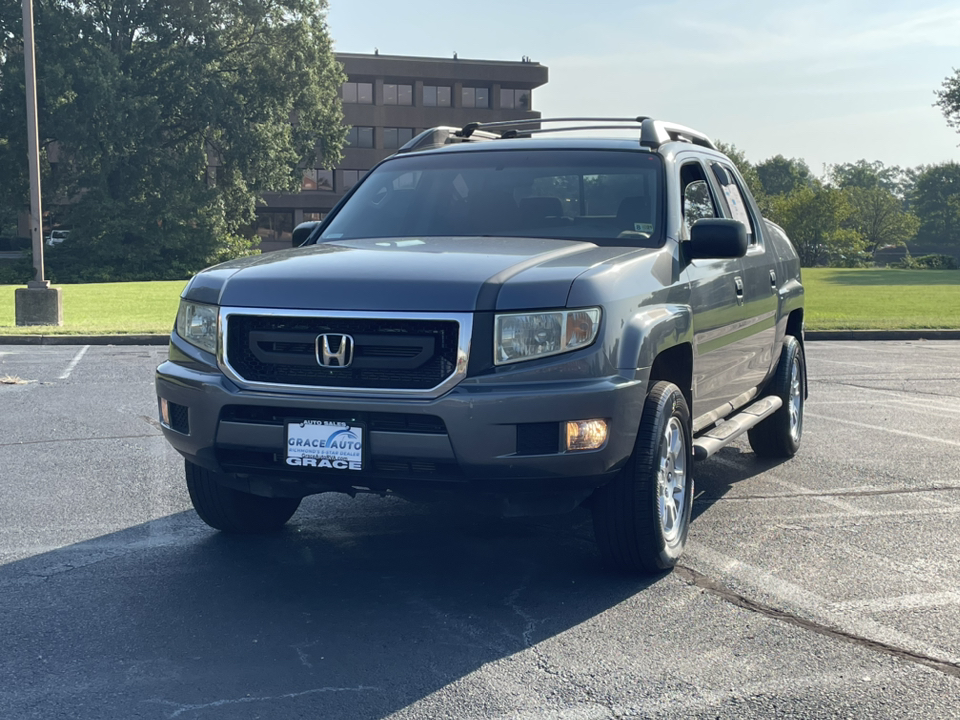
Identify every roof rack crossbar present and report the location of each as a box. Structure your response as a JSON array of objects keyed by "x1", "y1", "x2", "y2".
[
  {"x1": 460, "y1": 116, "x2": 649, "y2": 137},
  {"x1": 499, "y1": 125, "x2": 658, "y2": 138}
]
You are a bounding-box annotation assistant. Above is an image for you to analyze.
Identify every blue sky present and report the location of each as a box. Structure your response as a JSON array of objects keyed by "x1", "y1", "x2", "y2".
[{"x1": 327, "y1": 0, "x2": 960, "y2": 175}]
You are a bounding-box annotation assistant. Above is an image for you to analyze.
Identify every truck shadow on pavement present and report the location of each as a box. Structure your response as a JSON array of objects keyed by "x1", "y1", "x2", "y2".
[
  {"x1": 691, "y1": 445, "x2": 787, "y2": 522},
  {"x1": 3, "y1": 495, "x2": 669, "y2": 720}
]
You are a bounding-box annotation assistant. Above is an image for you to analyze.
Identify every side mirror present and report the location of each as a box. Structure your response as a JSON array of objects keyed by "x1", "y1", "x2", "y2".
[
  {"x1": 292, "y1": 221, "x2": 322, "y2": 246},
  {"x1": 687, "y1": 218, "x2": 748, "y2": 260}
]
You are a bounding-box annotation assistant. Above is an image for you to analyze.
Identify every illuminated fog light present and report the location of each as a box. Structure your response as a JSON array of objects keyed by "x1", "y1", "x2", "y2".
[
  {"x1": 159, "y1": 397, "x2": 171, "y2": 426},
  {"x1": 565, "y1": 419, "x2": 608, "y2": 452}
]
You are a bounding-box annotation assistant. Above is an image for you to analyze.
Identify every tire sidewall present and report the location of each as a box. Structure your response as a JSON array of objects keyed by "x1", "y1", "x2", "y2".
[
  {"x1": 781, "y1": 337, "x2": 805, "y2": 455},
  {"x1": 637, "y1": 382, "x2": 693, "y2": 568}
]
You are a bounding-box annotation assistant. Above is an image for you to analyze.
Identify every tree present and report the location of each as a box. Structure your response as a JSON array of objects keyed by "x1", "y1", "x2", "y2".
[
  {"x1": 844, "y1": 186, "x2": 919, "y2": 254},
  {"x1": 828, "y1": 159, "x2": 922, "y2": 213},
  {"x1": 755, "y1": 155, "x2": 813, "y2": 197},
  {"x1": 768, "y1": 184, "x2": 866, "y2": 267},
  {"x1": 911, "y1": 162, "x2": 960, "y2": 249},
  {"x1": 0, "y1": 0, "x2": 346, "y2": 281},
  {"x1": 937, "y1": 68, "x2": 960, "y2": 138}
]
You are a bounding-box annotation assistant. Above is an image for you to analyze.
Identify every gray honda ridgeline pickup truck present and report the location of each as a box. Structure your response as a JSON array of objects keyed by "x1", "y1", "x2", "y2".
[{"x1": 156, "y1": 117, "x2": 806, "y2": 574}]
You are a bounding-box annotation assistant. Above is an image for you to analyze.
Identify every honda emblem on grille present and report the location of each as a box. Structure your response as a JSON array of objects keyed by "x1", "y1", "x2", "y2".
[{"x1": 316, "y1": 333, "x2": 355, "y2": 368}]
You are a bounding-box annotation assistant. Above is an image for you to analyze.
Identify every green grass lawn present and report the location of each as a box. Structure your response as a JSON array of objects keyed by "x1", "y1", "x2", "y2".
[
  {"x1": 803, "y1": 268, "x2": 960, "y2": 330},
  {"x1": 0, "y1": 280, "x2": 186, "y2": 335},
  {"x1": 0, "y1": 268, "x2": 957, "y2": 334}
]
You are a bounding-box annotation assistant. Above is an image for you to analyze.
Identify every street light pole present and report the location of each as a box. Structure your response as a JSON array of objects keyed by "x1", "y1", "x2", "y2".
[
  {"x1": 22, "y1": 0, "x2": 45, "y2": 286},
  {"x1": 14, "y1": 0, "x2": 62, "y2": 325}
]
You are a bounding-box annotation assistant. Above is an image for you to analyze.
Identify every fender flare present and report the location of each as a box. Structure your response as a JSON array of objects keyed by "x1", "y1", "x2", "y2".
[{"x1": 618, "y1": 304, "x2": 694, "y2": 372}]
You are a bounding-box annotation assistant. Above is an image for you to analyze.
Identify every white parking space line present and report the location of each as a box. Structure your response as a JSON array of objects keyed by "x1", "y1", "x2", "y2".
[
  {"x1": 830, "y1": 592, "x2": 960, "y2": 614},
  {"x1": 813, "y1": 358, "x2": 886, "y2": 369},
  {"x1": 59, "y1": 345, "x2": 90, "y2": 380},
  {"x1": 764, "y1": 477, "x2": 867, "y2": 514},
  {"x1": 686, "y1": 544, "x2": 960, "y2": 666},
  {"x1": 806, "y1": 412, "x2": 960, "y2": 448},
  {"x1": 769, "y1": 505, "x2": 960, "y2": 526},
  {"x1": 708, "y1": 456, "x2": 869, "y2": 514},
  {"x1": 810, "y1": 382, "x2": 960, "y2": 412},
  {"x1": 807, "y1": 396, "x2": 960, "y2": 416}
]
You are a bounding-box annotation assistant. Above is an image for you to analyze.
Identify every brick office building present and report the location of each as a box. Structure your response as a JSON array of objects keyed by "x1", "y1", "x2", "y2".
[{"x1": 254, "y1": 52, "x2": 549, "y2": 252}]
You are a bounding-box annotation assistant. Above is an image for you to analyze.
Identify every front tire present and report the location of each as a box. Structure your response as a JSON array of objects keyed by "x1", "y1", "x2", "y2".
[
  {"x1": 185, "y1": 460, "x2": 301, "y2": 533},
  {"x1": 748, "y1": 335, "x2": 805, "y2": 459},
  {"x1": 592, "y1": 381, "x2": 693, "y2": 573}
]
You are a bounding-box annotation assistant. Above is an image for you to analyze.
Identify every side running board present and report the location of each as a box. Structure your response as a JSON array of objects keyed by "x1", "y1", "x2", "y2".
[{"x1": 692, "y1": 396, "x2": 783, "y2": 461}]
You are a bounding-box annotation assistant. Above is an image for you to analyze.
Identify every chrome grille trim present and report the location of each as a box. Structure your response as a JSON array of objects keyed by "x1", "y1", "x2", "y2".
[{"x1": 217, "y1": 307, "x2": 473, "y2": 399}]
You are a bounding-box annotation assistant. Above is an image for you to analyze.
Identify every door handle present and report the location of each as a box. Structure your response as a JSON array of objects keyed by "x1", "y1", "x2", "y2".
[
  {"x1": 769, "y1": 269, "x2": 777, "y2": 292},
  {"x1": 734, "y1": 276, "x2": 744, "y2": 305}
]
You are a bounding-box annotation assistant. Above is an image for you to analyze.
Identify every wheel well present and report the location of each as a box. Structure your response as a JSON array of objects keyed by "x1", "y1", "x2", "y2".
[
  {"x1": 786, "y1": 308, "x2": 804, "y2": 343},
  {"x1": 785, "y1": 308, "x2": 807, "y2": 398},
  {"x1": 648, "y1": 343, "x2": 693, "y2": 409}
]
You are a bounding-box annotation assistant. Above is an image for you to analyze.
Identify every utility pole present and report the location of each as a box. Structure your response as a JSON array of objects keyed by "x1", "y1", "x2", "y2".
[{"x1": 15, "y1": 0, "x2": 62, "y2": 326}]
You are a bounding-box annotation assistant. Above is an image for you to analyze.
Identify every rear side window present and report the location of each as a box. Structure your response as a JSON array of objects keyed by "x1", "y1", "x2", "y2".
[
  {"x1": 320, "y1": 150, "x2": 665, "y2": 246},
  {"x1": 710, "y1": 163, "x2": 756, "y2": 244}
]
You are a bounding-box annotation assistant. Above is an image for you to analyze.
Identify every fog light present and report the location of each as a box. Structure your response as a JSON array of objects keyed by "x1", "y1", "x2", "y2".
[
  {"x1": 159, "y1": 397, "x2": 171, "y2": 426},
  {"x1": 565, "y1": 419, "x2": 608, "y2": 452}
]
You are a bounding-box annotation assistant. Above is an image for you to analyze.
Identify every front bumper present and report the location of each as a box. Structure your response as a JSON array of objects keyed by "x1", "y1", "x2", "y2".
[{"x1": 156, "y1": 347, "x2": 648, "y2": 500}]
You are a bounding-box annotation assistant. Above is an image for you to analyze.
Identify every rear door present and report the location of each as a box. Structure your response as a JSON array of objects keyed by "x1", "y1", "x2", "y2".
[
  {"x1": 708, "y1": 161, "x2": 779, "y2": 393},
  {"x1": 677, "y1": 157, "x2": 751, "y2": 419}
]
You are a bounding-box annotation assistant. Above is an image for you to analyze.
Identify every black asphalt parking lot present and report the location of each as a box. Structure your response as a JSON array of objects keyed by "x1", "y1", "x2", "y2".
[{"x1": 1, "y1": 341, "x2": 958, "y2": 719}]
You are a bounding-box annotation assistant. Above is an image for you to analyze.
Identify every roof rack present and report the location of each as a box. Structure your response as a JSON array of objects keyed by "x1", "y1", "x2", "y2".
[
  {"x1": 395, "y1": 117, "x2": 717, "y2": 155},
  {"x1": 459, "y1": 117, "x2": 716, "y2": 150}
]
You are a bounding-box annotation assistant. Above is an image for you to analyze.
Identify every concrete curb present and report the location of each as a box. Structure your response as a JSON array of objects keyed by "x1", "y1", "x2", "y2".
[
  {"x1": 804, "y1": 330, "x2": 960, "y2": 341},
  {"x1": 1, "y1": 331, "x2": 959, "y2": 345},
  {"x1": 0, "y1": 334, "x2": 168, "y2": 346}
]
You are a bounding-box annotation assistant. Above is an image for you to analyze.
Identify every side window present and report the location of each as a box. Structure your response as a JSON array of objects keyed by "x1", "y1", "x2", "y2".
[
  {"x1": 680, "y1": 162, "x2": 718, "y2": 238},
  {"x1": 710, "y1": 163, "x2": 756, "y2": 244}
]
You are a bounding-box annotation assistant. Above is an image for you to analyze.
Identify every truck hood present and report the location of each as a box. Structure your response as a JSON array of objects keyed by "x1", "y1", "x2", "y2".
[{"x1": 184, "y1": 236, "x2": 644, "y2": 312}]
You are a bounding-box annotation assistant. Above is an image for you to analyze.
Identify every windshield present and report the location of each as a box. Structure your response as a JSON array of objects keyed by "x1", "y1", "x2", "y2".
[{"x1": 320, "y1": 149, "x2": 663, "y2": 245}]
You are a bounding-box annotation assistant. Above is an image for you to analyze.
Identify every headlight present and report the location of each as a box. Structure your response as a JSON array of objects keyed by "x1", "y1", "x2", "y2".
[
  {"x1": 495, "y1": 308, "x2": 601, "y2": 365},
  {"x1": 176, "y1": 300, "x2": 219, "y2": 355}
]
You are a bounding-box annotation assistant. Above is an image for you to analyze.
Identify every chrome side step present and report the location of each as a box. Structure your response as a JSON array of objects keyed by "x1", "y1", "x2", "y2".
[{"x1": 692, "y1": 395, "x2": 783, "y2": 461}]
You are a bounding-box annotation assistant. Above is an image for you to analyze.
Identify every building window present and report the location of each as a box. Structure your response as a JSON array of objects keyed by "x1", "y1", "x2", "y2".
[
  {"x1": 423, "y1": 85, "x2": 451, "y2": 107},
  {"x1": 342, "y1": 82, "x2": 373, "y2": 104},
  {"x1": 255, "y1": 211, "x2": 294, "y2": 245},
  {"x1": 341, "y1": 169, "x2": 367, "y2": 191},
  {"x1": 304, "y1": 212, "x2": 326, "y2": 222},
  {"x1": 462, "y1": 87, "x2": 489, "y2": 109},
  {"x1": 301, "y1": 169, "x2": 334, "y2": 192},
  {"x1": 500, "y1": 88, "x2": 531, "y2": 110},
  {"x1": 383, "y1": 127, "x2": 415, "y2": 149},
  {"x1": 384, "y1": 83, "x2": 413, "y2": 106},
  {"x1": 345, "y1": 126, "x2": 374, "y2": 148}
]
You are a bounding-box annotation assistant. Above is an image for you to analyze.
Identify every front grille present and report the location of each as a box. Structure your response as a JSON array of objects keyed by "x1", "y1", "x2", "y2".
[{"x1": 226, "y1": 315, "x2": 460, "y2": 390}]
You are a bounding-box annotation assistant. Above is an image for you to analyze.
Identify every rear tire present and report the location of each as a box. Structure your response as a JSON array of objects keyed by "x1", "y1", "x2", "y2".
[
  {"x1": 748, "y1": 335, "x2": 805, "y2": 459},
  {"x1": 592, "y1": 381, "x2": 693, "y2": 573},
  {"x1": 185, "y1": 460, "x2": 301, "y2": 533}
]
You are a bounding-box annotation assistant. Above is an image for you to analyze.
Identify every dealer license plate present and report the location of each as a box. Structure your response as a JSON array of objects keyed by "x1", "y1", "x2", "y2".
[{"x1": 285, "y1": 420, "x2": 364, "y2": 471}]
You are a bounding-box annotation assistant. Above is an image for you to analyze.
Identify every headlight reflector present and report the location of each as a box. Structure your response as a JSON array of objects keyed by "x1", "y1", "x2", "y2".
[
  {"x1": 176, "y1": 300, "x2": 219, "y2": 355},
  {"x1": 495, "y1": 308, "x2": 600, "y2": 365}
]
